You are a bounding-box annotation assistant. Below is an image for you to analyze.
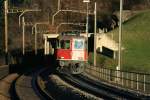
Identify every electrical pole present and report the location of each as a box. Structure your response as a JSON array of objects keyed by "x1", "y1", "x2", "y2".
[
  {"x1": 35, "y1": 24, "x2": 37, "y2": 55},
  {"x1": 4, "y1": 1, "x2": 40, "y2": 56},
  {"x1": 33, "y1": 22, "x2": 49, "y2": 55},
  {"x1": 86, "y1": 1, "x2": 89, "y2": 55},
  {"x1": 94, "y1": 2, "x2": 97, "y2": 66},
  {"x1": 22, "y1": 17, "x2": 25, "y2": 55},
  {"x1": 116, "y1": 0, "x2": 123, "y2": 81},
  {"x1": 4, "y1": 0, "x2": 8, "y2": 64},
  {"x1": 118, "y1": 0, "x2": 123, "y2": 71},
  {"x1": 44, "y1": 36, "x2": 47, "y2": 55},
  {"x1": 58, "y1": 0, "x2": 60, "y2": 11},
  {"x1": 19, "y1": 9, "x2": 41, "y2": 26},
  {"x1": 83, "y1": 0, "x2": 90, "y2": 58}
]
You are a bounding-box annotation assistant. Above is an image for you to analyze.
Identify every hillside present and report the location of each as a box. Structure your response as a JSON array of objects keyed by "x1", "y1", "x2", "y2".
[
  {"x1": 0, "y1": 0, "x2": 150, "y2": 67},
  {"x1": 107, "y1": 10, "x2": 150, "y2": 72},
  {"x1": 0, "y1": 0, "x2": 150, "y2": 52}
]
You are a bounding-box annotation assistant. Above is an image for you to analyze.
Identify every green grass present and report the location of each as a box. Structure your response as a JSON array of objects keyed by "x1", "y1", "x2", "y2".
[
  {"x1": 105, "y1": 10, "x2": 150, "y2": 73},
  {"x1": 88, "y1": 52, "x2": 117, "y2": 69}
]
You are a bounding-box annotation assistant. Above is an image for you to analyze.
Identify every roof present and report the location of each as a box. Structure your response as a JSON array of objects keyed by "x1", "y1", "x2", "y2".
[{"x1": 59, "y1": 35, "x2": 85, "y2": 40}]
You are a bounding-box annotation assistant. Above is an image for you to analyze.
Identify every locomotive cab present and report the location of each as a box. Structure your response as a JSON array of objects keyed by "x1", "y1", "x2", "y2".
[{"x1": 55, "y1": 31, "x2": 88, "y2": 74}]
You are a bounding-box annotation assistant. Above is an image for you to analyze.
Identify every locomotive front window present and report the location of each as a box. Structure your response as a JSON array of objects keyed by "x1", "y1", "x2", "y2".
[
  {"x1": 60, "y1": 40, "x2": 70, "y2": 49},
  {"x1": 74, "y1": 39, "x2": 84, "y2": 49}
]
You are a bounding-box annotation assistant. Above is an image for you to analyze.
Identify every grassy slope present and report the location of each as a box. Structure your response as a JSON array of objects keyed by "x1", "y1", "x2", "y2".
[{"x1": 107, "y1": 10, "x2": 150, "y2": 72}]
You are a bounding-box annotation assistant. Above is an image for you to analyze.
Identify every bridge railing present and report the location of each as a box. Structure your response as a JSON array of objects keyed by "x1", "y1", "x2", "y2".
[{"x1": 85, "y1": 66, "x2": 150, "y2": 95}]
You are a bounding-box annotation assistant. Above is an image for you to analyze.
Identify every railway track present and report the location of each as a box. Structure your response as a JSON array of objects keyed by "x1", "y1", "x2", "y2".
[
  {"x1": 0, "y1": 66, "x2": 55, "y2": 100},
  {"x1": 56, "y1": 72, "x2": 148, "y2": 100},
  {"x1": 0, "y1": 73, "x2": 20, "y2": 100},
  {"x1": 38, "y1": 68, "x2": 94, "y2": 100},
  {"x1": 0, "y1": 65, "x2": 148, "y2": 100},
  {"x1": 79, "y1": 74, "x2": 150, "y2": 99},
  {"x1": 48, "y1": 74, "x2": 100, "y2": 100},
  {"x1": 14, "y1": 68, "x2": 54, "y2": 100},
  {"x1": 33, "y1": 68, "x2": 55, "y2": 100}
]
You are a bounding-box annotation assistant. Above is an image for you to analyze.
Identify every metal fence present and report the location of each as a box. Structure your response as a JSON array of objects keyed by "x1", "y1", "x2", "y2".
[{"x1": 85, "y1": 66, "x2": 150, "y2": 95}]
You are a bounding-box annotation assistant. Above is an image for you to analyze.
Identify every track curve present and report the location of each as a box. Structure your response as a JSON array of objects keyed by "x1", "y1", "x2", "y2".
[
  {"x1": 55, "y1": 72, "x2": 147, "y2": 99},
  {"x1": 14, "y1": 67, "x2": 54, "y2": 100},
  {"x1": 0, "y1": 73, "x2": 19, "y2": 100}
]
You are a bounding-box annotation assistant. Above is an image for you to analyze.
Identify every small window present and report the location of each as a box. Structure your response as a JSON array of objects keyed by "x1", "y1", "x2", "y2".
[
  {"x1": 60, "y1": 40, "x2": 70, "y2": 49},
  {"x1": 74, "y1": 40, "x2": 84, "y2": 49},
  {"x1": 101, "y1": 46, "x2": 114, "y2": 58}
]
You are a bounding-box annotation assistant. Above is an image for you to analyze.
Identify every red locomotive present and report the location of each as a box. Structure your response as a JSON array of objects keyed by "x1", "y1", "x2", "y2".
[{"x1": 55, "y1": 31, "x2": 88, "y2": 74}]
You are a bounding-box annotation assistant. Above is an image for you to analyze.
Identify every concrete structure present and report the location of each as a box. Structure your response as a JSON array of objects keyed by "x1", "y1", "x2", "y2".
[
  {"x1": 43, "y1": 33, "x2": 87, "y2": 55},
  {"x1": 96, "y1": 33, "x2": 119, "y2": 52},
  {"x1": 96, "y1": 33, "x2": 124, "y2": 59},
  {"x1": 43, "y1": 34, "x2": 58, "y2": 55},
  {"x1": 43, "y1": 32, "x2": 124, "y2": 58}
]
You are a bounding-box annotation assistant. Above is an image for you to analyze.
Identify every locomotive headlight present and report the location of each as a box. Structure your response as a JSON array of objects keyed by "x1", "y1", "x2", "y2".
[
  {"x1": 58, "y1": 56, "x2": 64, "y2": 59},
  {"x1": 59, "y1": 61, "x2": 65, "y2": 67}
]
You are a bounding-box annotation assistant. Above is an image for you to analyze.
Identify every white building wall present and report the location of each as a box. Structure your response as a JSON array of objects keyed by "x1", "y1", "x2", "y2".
[{"x1": 96, "y1": 33, "x2": 119, "y2": 52}]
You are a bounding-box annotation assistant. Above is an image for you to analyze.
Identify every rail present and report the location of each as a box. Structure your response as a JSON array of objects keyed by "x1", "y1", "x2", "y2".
[
  {"x1": 85, "y1": 66, "x2": 150, "y2": 95},
  {"x1": 0, "y1": 65, "x2": 9, "y2": 79}
]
